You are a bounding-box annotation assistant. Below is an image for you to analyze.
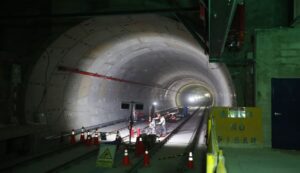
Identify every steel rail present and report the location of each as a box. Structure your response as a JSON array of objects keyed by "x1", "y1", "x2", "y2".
[
  {"x1": 175, "y1": 106, "x2": 208, "y2": 172},
  {"x1": 44, "y1": 110, "x2": 197, "y2": 173},
  {"x1": 127, "y1": 108, "x2": 201, "y2": 173},
  {"x1": 40, "y1": 123, "x2": 150, "y2": 173},
  {"x1": 14, "y1": 109, "x2": 196, "y2": 173}
]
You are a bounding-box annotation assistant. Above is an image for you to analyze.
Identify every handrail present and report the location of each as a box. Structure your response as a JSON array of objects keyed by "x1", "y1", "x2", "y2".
[{"x1": 206, "y1": 114, "x2": 227, "y2": 173}]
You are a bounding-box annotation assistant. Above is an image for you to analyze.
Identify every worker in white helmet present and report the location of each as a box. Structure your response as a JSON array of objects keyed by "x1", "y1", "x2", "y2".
[
  {"x1": 156, "y1": 114, "x2": 166, "y2": 137},
  {"x1": 148, "y1": 117, "x2": 156, "y2": 135}
]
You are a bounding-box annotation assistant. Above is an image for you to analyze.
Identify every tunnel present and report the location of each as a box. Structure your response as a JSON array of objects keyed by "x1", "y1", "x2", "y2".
[
  {"x1": 2, "y1": 1, "x2": 300, "y2": 172},
  {"x1": 25, "y1": 15, "x2": 235, "y2": 133}
]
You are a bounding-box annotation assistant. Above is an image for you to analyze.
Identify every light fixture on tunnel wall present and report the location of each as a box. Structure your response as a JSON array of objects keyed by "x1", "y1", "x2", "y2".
[{"x1": 150, "y1": 102, "x2": 157, "y2": 120}]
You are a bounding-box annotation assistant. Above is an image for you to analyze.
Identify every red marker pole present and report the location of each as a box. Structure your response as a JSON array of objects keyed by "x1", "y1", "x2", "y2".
[
  {"x1": 187, "y1": 152, "x2": 194, "y2": 169},
  {"x1": 143, "y1": 150, "x2": 150, "y2": 167},
  {"x1": 123, "y1": 149, "x2": 130, "y2": 166},
  {"x1": 70, "y1": 129, "x2": 76, "y2": 144}
]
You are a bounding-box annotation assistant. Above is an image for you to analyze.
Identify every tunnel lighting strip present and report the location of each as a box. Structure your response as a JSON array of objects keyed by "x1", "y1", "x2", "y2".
[{"x1": 57, "y1": 65, "x2": 177, "y2": 92}]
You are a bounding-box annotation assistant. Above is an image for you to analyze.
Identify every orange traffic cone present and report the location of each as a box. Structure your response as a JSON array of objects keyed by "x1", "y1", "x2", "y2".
[
  {"x1": 187, "y1": 152, "x2": 193, "y2": 169},
  {"x1": 143, "y1": 150, "x2": 150, "y2": 166},
  {"x1": 80, "y1": 127, "x2": 85, "y2": 142},
  {"x1": 136, "y1": 137, "x2": 145, "y2": 156},
  {"x1": 122, "y1": 149, "x2": 130, "y2": 166},
  {"x1": 70, "y1": 129, "x2": 76, "y2": 144},
  {"x1": 93, "y1": 132, "x2": 100, "y2": 145}
]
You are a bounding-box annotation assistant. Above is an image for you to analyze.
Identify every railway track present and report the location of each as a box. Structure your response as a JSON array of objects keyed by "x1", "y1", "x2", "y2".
[
  {"x1": 45, "y1": 107, "x2": 207, "y2": 173},
  {"x1": 44, "y1": 112, "x2": 194, "y2": 173},
  {"x1": 45, "y1": 123, "x2": 152, "y2": 173},
  {"x1": 4, "y1": 107, "x2": 207, "y2": 173},
  {"x1": 127, "y1": 107, "x2": 206, "y2": 173}
]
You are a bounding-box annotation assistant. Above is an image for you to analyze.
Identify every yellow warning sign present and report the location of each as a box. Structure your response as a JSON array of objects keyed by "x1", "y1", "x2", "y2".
[
  {"x1": 211, "y1": 107, "x2": 264, "y2": 146},
  {"x1": 96, "y1": 144, "x2": 116, "y2": 168},
  {"x1": 99, "y1": 148, "x2": 112, "y2": 160}
]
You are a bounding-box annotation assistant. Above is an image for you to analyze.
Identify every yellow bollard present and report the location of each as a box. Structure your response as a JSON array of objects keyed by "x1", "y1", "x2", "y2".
[
  {"x1": 216, "y1": 150, "x2": 227, "y2": 173},
  {"x1": 206, "y1": 154, "x2": 216, "y2": 173}
]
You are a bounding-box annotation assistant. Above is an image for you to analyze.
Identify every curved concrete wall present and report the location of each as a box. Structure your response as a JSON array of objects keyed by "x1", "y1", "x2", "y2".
[{"x1": 25, "y1": 15, "x2": 235, "y2": 132}]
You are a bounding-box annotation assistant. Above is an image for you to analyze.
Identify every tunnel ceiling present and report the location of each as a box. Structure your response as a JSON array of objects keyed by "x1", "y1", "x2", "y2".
[{"x1": 25, "y1": 15, "x2": 235, "y2": 131}]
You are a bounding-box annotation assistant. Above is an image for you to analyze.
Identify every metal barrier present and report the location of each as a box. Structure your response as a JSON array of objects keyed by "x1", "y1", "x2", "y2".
[
  {"x1": 45, "y1": 118, "x2": 128, "y2": 140},
  {"x1": 206, "y1": 106, "x2": 263, "y2": 173},
  {"x1": 206, "y1": 114, "x2": 227, "y2": 173},
  {"x1": 156, "y1": 107, "x2": 179, "y2": 115}
]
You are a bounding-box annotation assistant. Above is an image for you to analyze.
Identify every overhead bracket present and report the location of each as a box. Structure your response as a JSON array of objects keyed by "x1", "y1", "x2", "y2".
[{"x1": 209, "y1": 0, "x2": 243, "y2": 59}]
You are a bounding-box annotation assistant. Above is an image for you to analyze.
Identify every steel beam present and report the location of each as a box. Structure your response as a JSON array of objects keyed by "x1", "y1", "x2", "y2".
[
  {"x1": 209, "y1": 0, "x2": 241, "y2": 58},
  {"x1": 0, "y1": 7, "x2": 199, "y2": 19}
]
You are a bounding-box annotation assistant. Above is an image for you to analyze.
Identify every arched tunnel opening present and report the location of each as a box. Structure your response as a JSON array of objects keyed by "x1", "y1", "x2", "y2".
[
  {"x1": 26, "y1": 15, "x2": 235, "y2": 133},
  {"x1": 176, "y1": 83, "x2": 213, "y2": 108}
]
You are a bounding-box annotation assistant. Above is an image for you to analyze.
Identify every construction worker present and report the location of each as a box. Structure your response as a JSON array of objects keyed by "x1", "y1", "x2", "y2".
[
  {"x1": 148, "y1": 118, "x2": 156, "y2": 135},
  {"x1": 156, "y1": 114, "x2": 166, "y2": 137},
  {"x1": 183, "y1": 105, "x2": 188, "y2": 117}
]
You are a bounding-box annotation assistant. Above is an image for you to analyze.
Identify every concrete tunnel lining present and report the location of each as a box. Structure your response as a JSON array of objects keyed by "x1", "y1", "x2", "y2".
[{"x1": 25, "y1": 15, "x2": 235, "y2": 132}]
